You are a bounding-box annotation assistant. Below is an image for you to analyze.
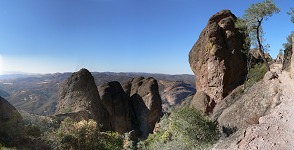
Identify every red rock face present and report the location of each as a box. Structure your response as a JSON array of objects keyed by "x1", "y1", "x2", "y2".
[{"x1": 189, "y1": 10, "x2": 247, "y2": 104}]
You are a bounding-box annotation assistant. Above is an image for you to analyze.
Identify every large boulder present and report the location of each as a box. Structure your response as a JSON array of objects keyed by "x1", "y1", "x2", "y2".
[
  {"x1": 56, "y1": 68, "x2": 110, "y2": 130},
  {"x1": 98, "y1": 81, "x2": 132, "y2": 134},
  {"x1": 189, "y1": 10, "x2": 247, "y2": 111},
  {"x1": 0, "y1": 96, "x2": 22, "y2": 146},
  {"x1": 190, "y1": 91, "x2": 215, "y2": 114},
  {"x1": 123, "y1": 77, "x2": 162, "y2": 138}
]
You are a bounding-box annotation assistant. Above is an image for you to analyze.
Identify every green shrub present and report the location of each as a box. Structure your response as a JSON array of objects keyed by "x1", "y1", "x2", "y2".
[
  {"x1": 24, "y1": 124, "x2": 42, "y2": 137},
  {"x1": 138, "y1": 107, "x2": 219, "y2": 150},
  {"x1": 61, "y1": 107, "x2": 72, "y2": 114},
  {"x1": 21, "y1": 112, "x2": 59, "y2": 134},
  {"x1": 245, "y1": 63, "x2": 268, "y2": 88},
  {"x1": 100, "y1": 132, "x2": 123, "y2": 150},
  {"x1": 123, "y1": 132, "x2": 136, "y2": 150},
  {"x1": 44, "y1": 118, "x2": 123, "y2": 150}
]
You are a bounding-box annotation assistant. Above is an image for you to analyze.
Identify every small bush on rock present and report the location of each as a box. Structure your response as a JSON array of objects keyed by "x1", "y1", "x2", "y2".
[
  {"x1": 45, "y1": 118, "x2": 123, "y2": 150},
  {"x1": 245, "y1": 63, "x2": 268, "y2": 88},
  {"x1": 138, "y1": 107, "x2": 219, "y2": 150}
]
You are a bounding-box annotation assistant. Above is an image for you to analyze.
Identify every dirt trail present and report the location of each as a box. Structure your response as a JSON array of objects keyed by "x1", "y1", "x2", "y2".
[{"x1": 213, "y1": 63, "x2": 294, "y2": 149}]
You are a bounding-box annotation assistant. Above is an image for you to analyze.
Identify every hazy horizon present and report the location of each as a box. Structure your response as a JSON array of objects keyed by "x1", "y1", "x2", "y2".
[
  {"x1": 1, "y1": 0, "x2": 293, "y2": 75},
  {"x1": 0, "y1": 70, "x2": 195, "y2": 76}
]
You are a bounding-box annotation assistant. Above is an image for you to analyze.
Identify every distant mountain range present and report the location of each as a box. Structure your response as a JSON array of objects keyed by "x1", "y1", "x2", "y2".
[
  {"x1": 0, "y1": 74, "x2": 34, "y2": 79},
  {"x1": 0, "y1": 72, "x2": 195, "y2": 115}
]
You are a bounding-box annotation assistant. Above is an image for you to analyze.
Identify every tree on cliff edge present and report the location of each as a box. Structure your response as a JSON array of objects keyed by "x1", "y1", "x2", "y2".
[{"x1": 244, "y1": 0, "x2": 280, "y2": 71}]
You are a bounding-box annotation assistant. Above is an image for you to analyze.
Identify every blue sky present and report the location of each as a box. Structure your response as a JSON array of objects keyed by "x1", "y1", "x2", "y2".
[{"x1": 0, "y1": 0, "x2": 293, "y2": 75}]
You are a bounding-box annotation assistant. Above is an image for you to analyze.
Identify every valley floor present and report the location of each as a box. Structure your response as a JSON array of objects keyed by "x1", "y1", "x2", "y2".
[{"x1": 213, "y1": 63, "x2": 294, "y2": 149}]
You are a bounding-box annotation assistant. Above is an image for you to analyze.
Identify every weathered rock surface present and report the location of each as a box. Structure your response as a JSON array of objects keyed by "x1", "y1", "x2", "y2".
[
  {"x1": 213, "y1": 70, "x2": 280, "y2": 133},
  {"x1": 282, "y1": 46, "x2": 292, "y2": 71},
  {"x1": 0, "y1": 96, "x2": 22, "y2": 145},
  {"x1": 54, "y1": 111, "x2": 92, "y2": 122},
  {"x1": 56, "y1": 68, "x2": 110, "y2": 130},
  {"x1": 124, "y1": 77, "x2": 162, "y2": 138},
  {"x1": 189, "y1": 10, "x2": 247, "y2": 110},
  {"x1": 98, "y1": 81, "x2": 132, "y2": 134},
  {"x1": 290, "y1": 34, "x2": 294, "y2": 78},
  {"x1": 190, "y1": 91, "x2": 215, "y2": 114},
  {"x1": 212, "y1": 63, "x2": 294, "y2": 150}
]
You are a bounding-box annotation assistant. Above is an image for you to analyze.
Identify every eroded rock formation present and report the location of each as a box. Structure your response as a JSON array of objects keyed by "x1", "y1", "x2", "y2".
[
  {"x1": 98, "y1": 81, "x2": 132, "y2": 134},
  {"x1": 56, "y1": 68, "x2": 110, "y2": 130},
  {"x1": 189, "y1": 9, "x2": 247, "y2": 113},
  {"x1": 124, "y1": 77, "x2": 162, "y2": 138},
  {"x1": 56, "y1": 70, "x2": 162, "y2": 137}
]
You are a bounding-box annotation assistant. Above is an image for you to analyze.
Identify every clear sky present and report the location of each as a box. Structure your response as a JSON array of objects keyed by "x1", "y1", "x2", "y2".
[{"x1": 0, "y1": 0, "x2": 293, "y2": 75}]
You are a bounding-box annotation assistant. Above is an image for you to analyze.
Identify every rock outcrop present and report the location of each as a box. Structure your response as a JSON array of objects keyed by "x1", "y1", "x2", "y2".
[
  {"x1": 282, "y1": 46, "x2": 292, "y2": 71},
  {"x1": 212, "y1": 63, "x2": 294, "y2": 150},
  {"x1": 98, "y1": 81, "x2": 132, "y2": 134},
  {"x1": 189, "y1": 10, "x2": 247, "y2": 113},
  {"x1": 291, "y1": 34, "x2": 294, "y2": 78},
  {"x1": 56, "y1": 69, "x2": 162, "y2": 137},
  {"x1": 190, "y1": 91, "x2": 215, "y2": 114},
  {"x1": 56, "y1": 68, "x2": 110, "y2": 130},
  {"x1": 212, "y1": 70, "x2": 280, "y2": 136},
  {"x1": 124, "y1": 77, "x2": 162, "y2": 138},
  {"x1": 0, "y1": 96, "x2": 22, "y2": 146}
]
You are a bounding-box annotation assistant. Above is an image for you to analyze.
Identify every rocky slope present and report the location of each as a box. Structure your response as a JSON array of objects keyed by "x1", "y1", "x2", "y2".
[
  {"x1": 212, "y1": 63, "x2": 294, "y2": 149},
  {"x1": 189, "y1": 9, "x2": 247, "y2": 113},
  {"x1": 0, "y1": 73, "x2": 70, "y2": 115},
  {"x1": 0, "y1": 96, "x2": 23, "y2": 146},
  {"x1": 212, "y1": 68, "x2": 280, "y2": 134}
]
